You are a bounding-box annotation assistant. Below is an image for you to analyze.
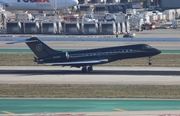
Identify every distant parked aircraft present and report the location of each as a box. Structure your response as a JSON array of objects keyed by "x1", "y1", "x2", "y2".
[
  {"x1": 8, "y1": 37, "x2": 161, "y2": 72},
  {"x1": 0, "y1": 0, "x2": 78, "y2": 12}
]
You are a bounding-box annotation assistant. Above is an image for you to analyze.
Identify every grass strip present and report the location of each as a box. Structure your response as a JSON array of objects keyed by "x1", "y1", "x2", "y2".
[
  {"x1": 0, "y1": 84, "x2": 180, "y2": 99},
  {"x1": 0, "y1": 53, "x2": 180, "y2": 66}
]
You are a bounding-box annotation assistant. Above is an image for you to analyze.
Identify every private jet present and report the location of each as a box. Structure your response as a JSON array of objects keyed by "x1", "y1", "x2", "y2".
[{"x1": 8, "y1": 37, "x2": 161, "y2": 72}]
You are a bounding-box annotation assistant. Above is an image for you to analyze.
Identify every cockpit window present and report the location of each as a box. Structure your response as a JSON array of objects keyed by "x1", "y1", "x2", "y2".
[{"x1": 142, "y1": 45, "x2": 152, "y2": 49}]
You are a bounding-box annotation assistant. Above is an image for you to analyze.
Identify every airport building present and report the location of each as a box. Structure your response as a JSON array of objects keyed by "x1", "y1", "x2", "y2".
[{"x1": 0, "y1": 0, "x2": 180, "y2": 35}]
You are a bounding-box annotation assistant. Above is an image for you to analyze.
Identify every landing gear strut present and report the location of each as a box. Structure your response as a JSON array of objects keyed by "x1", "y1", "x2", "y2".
[
  {"x1": 82, "y1": 66, "x2": 93, "y2": 72},
  {"x1": 148, "y1": 56, "x2": 152, "y2": 66}
]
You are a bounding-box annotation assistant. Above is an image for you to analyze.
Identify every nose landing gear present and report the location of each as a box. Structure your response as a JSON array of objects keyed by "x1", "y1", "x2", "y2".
[{"x1": 148, "y1": 56, "x2": 152, "y2": 66}]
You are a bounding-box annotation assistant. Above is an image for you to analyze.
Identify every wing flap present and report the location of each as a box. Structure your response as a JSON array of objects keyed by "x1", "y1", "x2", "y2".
[{"x1": 46, "y1": 59, "x2": 109, "y2": 66}]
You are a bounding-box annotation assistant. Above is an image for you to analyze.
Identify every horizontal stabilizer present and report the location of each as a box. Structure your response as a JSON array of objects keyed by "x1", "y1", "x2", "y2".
[{"x1": 7, "y1": 39, "x2": 38, "y2": 44}]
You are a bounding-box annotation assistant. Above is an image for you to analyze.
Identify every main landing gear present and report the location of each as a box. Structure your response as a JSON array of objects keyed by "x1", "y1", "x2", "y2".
[
  {"x1": 82, "y1": 66, "x2": 93, "y2": 72},
  {"x1": 148, "y1": 56, "x2": 152, "y2": 66}
]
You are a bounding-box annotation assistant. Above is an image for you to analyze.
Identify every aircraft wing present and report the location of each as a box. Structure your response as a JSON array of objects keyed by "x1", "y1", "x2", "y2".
[
  {"x1": 0, "y1": 2, "x2": 9, "y2": 7},
  {"x1": 0, "y1": 2, "x2": 10, "y2": 12},
  {"x1": 46, "y1": 59, "x2": 109, "y2": 66}
]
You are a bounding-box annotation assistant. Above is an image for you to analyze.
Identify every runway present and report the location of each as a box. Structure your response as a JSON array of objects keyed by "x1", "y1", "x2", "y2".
[
  {"x1": 0, "y1": 66, "x2": 180, "y2": 85},
  {"x1": 0, "y1": 31, "x2": 180, "y2": 116}
]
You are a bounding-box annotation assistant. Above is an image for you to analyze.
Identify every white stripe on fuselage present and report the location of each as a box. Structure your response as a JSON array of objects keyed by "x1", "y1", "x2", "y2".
[{"x1": 45, "y1": 59, "x2": 109, "y2": 65}]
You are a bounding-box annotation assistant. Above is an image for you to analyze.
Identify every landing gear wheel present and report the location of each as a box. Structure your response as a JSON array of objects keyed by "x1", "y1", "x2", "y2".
[
  {"x1": 148, "y1": 62, "x2": 152, "y2": 66},
  {"x1": 82, "y1": 67, "x2": 87, "y2": 72},
  {"x1": 87, "y1": 66, "x2": 93, "y2": 72},
  {"x1": 81, "y1": 66, "x2": 93, "y2": 72},
  {"x1": 148, "y1": 56, "x2": 152, "y2": 66}
]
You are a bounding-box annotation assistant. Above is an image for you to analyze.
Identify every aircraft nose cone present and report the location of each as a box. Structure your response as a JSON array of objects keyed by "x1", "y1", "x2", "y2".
[
  {"x1": 154, "y1": 49, "x2": 161, "y2": 55},
  {"x1": 157, "y1": 50, "x2": 161, "y2": 54}
]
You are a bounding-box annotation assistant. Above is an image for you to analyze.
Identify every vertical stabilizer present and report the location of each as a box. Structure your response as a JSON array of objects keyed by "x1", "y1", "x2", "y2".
[{"x1": 25, "y1": 37, "x2": 59, "y2": 58}]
